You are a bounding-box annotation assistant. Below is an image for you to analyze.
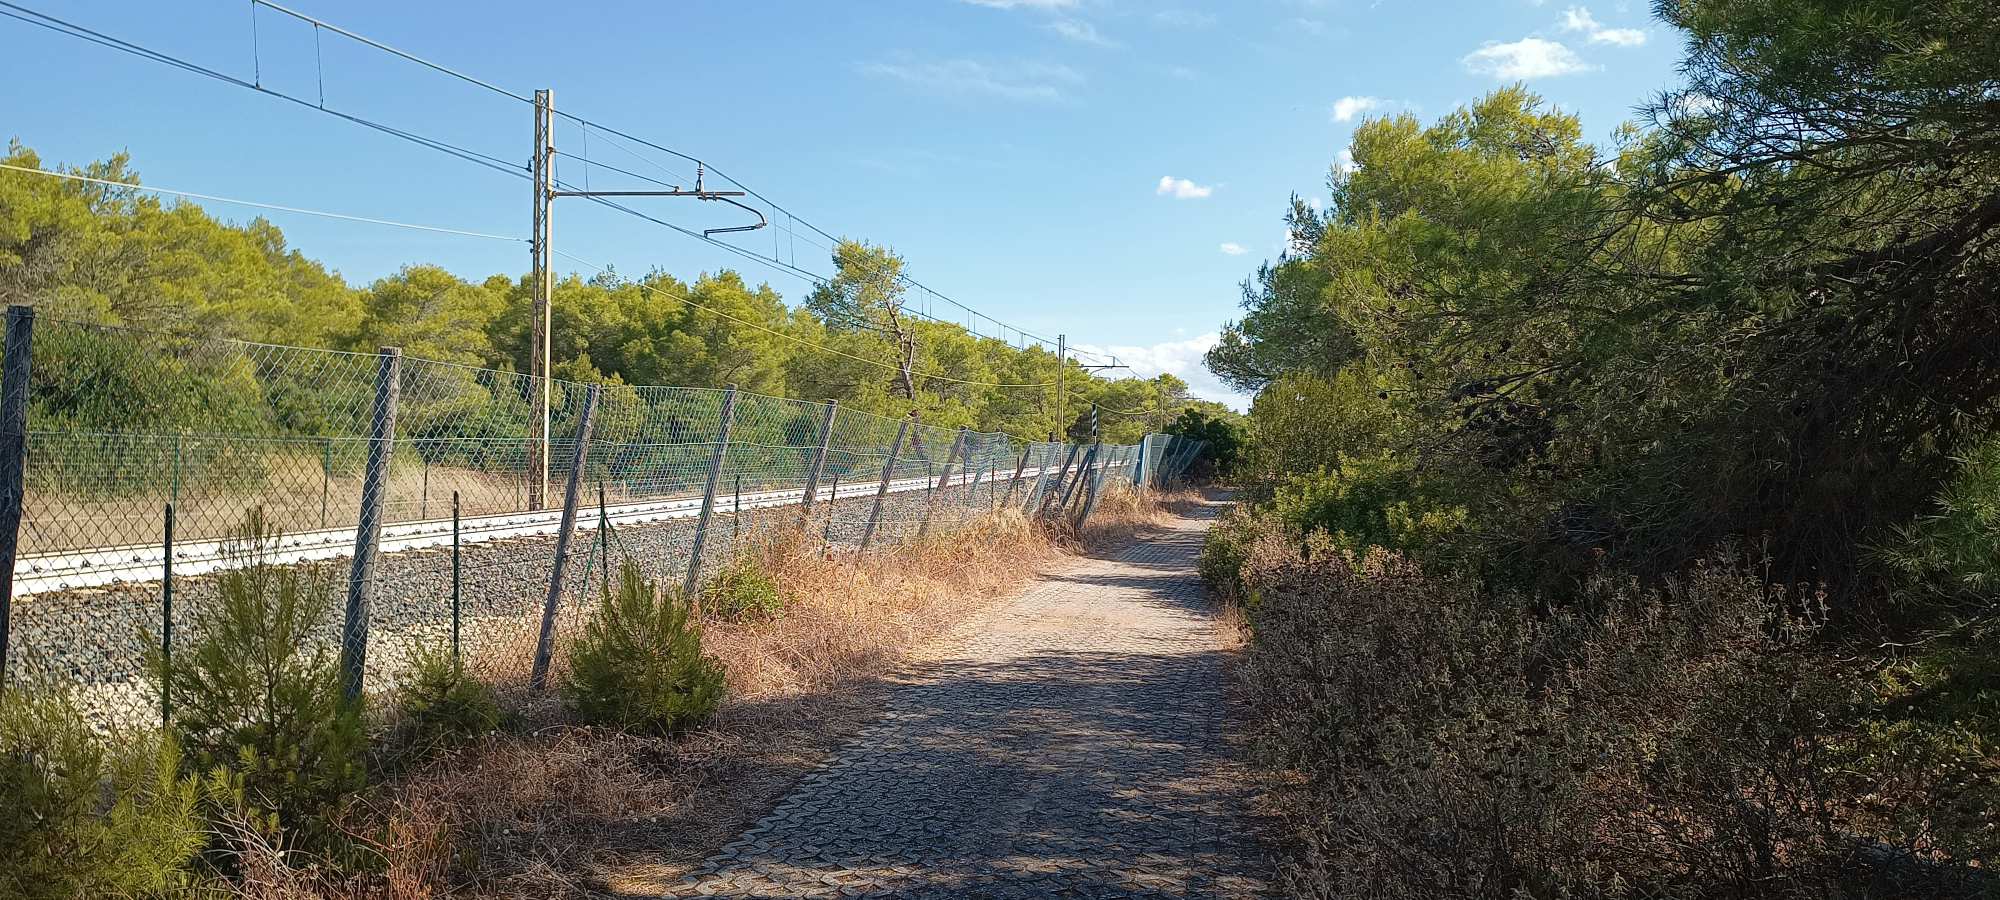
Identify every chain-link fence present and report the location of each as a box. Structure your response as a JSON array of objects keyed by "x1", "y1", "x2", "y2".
[{"x1": 0, "y1": 309, "x2": 1207, "y2": 730}]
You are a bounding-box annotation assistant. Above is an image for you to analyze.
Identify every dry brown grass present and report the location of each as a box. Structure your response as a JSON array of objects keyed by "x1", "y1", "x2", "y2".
[{"x1": 309, "y1": 490, "x2": 1183, "y2": 899}]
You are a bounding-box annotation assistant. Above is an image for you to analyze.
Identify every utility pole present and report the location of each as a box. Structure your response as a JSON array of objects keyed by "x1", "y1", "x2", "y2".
[
  {"x1": 529, "y1": 88, "x2": 554, "y2": 509},
  {"x1": 526, "y1": 88, "x2": 765, "y2": 509},
  {"x1": 1055, "y1": 333, "x2": 1065, "y2": 442}
]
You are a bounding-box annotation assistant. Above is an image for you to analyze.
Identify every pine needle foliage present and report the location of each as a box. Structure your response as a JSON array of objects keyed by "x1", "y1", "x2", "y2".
[
  {"x1": 564, "y1": 560, "x2": 725, "y2": 735},
  {"x1": 147, "y1": 510, "x2": 366, "y2": 856},
  {"x1": 387, "y1": 646, "x2": 502, "y2": 765},
  {"x1": 0, "y1": 687, "x2": 203, "y2": 898}
]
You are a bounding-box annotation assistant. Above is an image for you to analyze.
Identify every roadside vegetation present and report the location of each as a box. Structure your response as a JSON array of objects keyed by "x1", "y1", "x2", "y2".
[
  {"x1": 0, "y1": 486, "x2": 1177, "y2": 897},
  {"x1": 1201, "y1": 1, "x2": 2000, "y2": 896}
]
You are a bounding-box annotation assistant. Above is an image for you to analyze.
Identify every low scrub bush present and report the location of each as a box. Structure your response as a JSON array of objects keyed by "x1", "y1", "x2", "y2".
[
  {"x1": 149, "y1": 514, "x2": 367, "y2": 857},
  {"x1": 1197, "y1": 504, "x2": 1287, "y2": 604},
  {"x1": 1267, "y1": 452, "x2": 1470, "y2": 567},
  {"x1": 1238, "y1": 523, "x2": 1998, "y2": 899},
  {"x1": 0, "y1": 688, "x2": 204, "y2": 898},
  {"x1": 387, "y1": 647, "x2": 503, "y2": 764},
  {"x1": 565, "y1": 560, "x2": 726, "y2": 735},
  {"x1": 704, "y1": 552, "x2": 784, "y2": 620}
]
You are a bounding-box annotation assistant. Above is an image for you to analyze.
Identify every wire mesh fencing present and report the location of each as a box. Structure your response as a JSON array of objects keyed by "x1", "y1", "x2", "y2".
[{"x1": 0, "y1": 308, "x2": 1196, "y2": 732}]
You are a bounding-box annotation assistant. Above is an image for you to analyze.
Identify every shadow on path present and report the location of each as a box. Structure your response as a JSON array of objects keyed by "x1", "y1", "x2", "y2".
[{"x1": 667, "y1": 497, "x2": 1267, "y2": 898}]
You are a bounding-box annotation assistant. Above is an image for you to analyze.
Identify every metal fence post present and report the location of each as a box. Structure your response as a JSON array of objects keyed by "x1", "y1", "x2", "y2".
[
  {"x1": 0, "y1": 306, "x2": 30, "y2": 689},
  {"x1": 1078, "y1": 444, "x2": 1113, "y2": 527},
  {"x1": 529, "y1": 383, "x2": 600, "y2": 691},
  {"x1": 860, "y1": 412, "x2": 914, "y2": 552},
  {"x1": 160, "y1": 502, "x2": 173, "y2": 727},
  {"x1": 1002, "y1": 444, "x2": 1032, "y2": 507},
  {"x1": 798, "y1": 400, "x2": 837, "y2": 526},
  {"x1": 1134, "y1": 434, "x2": 1152, "y2": 488},
  {"x1": 682, "y1": 385, "x2": 739, "y2": 598},
  {"x1": 340, "y1": 346, "x2": 401, "y2": 703},
  {"x1": 1060, "y1": 442, "x2": 1101, "y2": 517},
  {"x1": 918, "y1": 426, "x2": 967, "y2": 541},
  {"x1": 822, "y1": 473, "x2": 839, "y2": 553},
  {"x1": 1038, "y1": 443, "x2": 1081, "y2": 519},
  {"x1": 451, "y1": 491, "x2": 461, "y2": 666},
  {"x1": 320, "y1": 438, "x2": 332, "y2": 528}
]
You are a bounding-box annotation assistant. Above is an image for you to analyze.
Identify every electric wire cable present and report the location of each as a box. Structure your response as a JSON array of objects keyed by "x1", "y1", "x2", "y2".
[
  {"x1": 226, "y1": 0, "x2": 1104, "y2": 361},
  {"x1": 0, "y1": 164, "x2": 527, "y2": 242},
  {"x1": 2, "y1": 0, "x2": 1120, "y2": 366},
  {"x1": 0, "y1": 2, "x2": 526, "y2": 181}
]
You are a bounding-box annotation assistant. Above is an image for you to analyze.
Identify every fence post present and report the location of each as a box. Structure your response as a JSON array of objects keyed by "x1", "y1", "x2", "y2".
[
  {"x1": 1038, "y1": 443, "x2": 1081, "y2": 519},
  {"x1": 320, "y1": 438, "x2": 332, "y2": 527},
  {"x1": 1060, "y1": 442, "x2": 1101, "y2": 516},
  {"x1": 340, "y1": 347, "x2": 401, "y2": 703},
  {"x1": 160, "y1": 502, "x2": 173, "y2": 727},
  {"x1": 860, "y1": 412, "x2": 914, "y2": 552},
  {"x1": 0, "y1": 306, "x2": 30, "y2": 689},
  {"x1": 681, "y1": 385, "x2": 739, "y2": 598},
  {"x1": 822, "y1": 473, "x2": 839, "y2": 553},
  {"x1": 1134, "y1": 434, "x2": 1152, "y2": 488},
  {"x1": 798, "y1": 400, "x2": 838, "y2": 526},
  {"x1": 1002, "y1": 444, "x2": 1032, "y2": 507},
  {"x1": 451, "y1": 491, "x2": 461, "y2": 667},
  {"x1": 529, "y1": 383, "x2": 599, "y2": 691},
  {"x1": 1077, "y1": 444, "x2": 1113, "y2": 527},
  {"x1": 918, "y1": 426, "x2": 967, "y2": 541}
]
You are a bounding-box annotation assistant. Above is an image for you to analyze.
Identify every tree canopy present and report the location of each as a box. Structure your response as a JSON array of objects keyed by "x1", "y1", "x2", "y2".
[{"x1": 0, "y1": 139, "x2": 1197, "y2": 446}]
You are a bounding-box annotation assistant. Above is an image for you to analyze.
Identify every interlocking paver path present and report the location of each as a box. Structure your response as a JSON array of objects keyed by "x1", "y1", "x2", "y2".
[{"x1": 667, "y1": 498, "x2": 1269, "y2": 898}]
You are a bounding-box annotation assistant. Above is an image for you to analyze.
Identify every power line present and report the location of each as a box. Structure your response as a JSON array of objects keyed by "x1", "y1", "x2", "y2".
[
  {"x1": 551, "y1": 249, "x2": 1056, "y2": 390},
  {"x1": 3, "y1": 0, "x2": 1117, "y2": 365},
  {"x1": 0, "y1": 1, "x2": 526, "y2": 181},
  {"x1": 211, "y1": 0, "x2": 1109, "y2": 362},
  {"x1": 0, "y1": 163, "x2": 526, "y2": 242}
]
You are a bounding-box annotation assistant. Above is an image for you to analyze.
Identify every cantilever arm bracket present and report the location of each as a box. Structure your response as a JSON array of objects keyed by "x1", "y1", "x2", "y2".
[{"x1": 548, "y1": 159, "x2": 769, "y2": 237}]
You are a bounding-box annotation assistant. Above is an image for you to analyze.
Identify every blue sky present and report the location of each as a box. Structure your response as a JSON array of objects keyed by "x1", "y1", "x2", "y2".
[{"x1": 2, "y1": 0, "x2": 1682, "y2": 406}]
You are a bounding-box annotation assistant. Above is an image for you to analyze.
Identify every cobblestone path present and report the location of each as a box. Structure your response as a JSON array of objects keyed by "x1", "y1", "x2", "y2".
[{"x1": 666, "y1": 499, "x2": 1269, "y2": 898}]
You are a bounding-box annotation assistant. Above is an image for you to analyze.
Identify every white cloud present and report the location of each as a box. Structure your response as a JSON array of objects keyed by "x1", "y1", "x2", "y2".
[
  {"x1": 1588, "y1": 26, "x2": 1646, "y2": 46},
  {"x1": 1156, "y1": 176, "x2": 1214, "y2": 199},
  {"x1": 1461, "y1": 37, "x2": 1595, "y2": 79},
  {"x1": 1072, "y1": 333, "x2": 1249, "y2": 409},
  {"x1": 1560, "y1": 6, "x2": 1647, "y2": 46},
  {"x1": 1333, "y1": 148, "x2": 1357, "y2": 175},
  {"x1": 1152, "y1": 9, "x2": 1217, "y2": 27},
  {"x1": 1219, "y1": 242, "x2": 1248, "y2": 255},
  {"x1": 1048, "y1": 19, "x2": 1116, "y2": 46},
  {"x1": 859, "y1": 58, "x2": 1083, "y2": 102},
  {"x1": 1331, "y1": 95, "x2": 1384, "y2": 122}
]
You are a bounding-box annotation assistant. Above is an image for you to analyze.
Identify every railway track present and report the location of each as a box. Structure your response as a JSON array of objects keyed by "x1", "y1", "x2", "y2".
[{"x1": 13, "y1": 463, "x2": 1107, "y2": 596}]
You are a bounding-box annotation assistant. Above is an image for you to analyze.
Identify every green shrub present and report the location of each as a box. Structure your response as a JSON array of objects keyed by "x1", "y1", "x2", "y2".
[
  {"x1": 148, "y1": 513, "x2": 366, "y2": 855},
  {"x1": 1875, "y1": 434, "x2": 2000, "y2": 610},
  {"x1": 1197, "y1": 505, "x2": 1286, "y2": 604},
  {"x1": 0, "y1": 688, "x2": 203, "y2": 898},
  {"x1": 388, "y1": 647, "x2": 502, "y2": 763},
  {"x1": 704, "y1": 552, "x2": 784, "y2": 620},
  {"x1": 1267, "y1": 452, "x2": 1469, "y2": 564},
  {"x1": 565, "y1": 560, "x2": 726, "y2": 735}
]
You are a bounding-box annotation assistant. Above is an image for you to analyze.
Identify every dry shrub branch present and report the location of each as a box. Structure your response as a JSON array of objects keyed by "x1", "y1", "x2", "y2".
[{"x1": 328, "y1": 491, "x2": 1175, "y2": 899}]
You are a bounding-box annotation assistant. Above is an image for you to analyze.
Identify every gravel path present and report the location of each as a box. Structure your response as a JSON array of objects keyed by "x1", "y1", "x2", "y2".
[{"x1": 667, "y1": 497, "x2": 1270, "y2": 898}]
